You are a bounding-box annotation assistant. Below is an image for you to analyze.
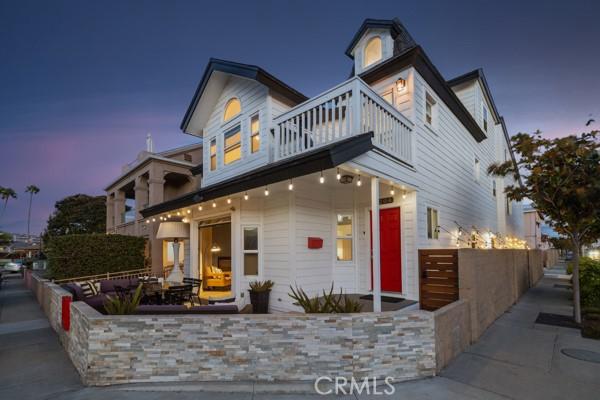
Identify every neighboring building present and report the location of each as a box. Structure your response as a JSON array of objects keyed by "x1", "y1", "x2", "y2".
[
  {"x1": 523, "y1": 204, "x2": 545, "y2": 249},
  {"x1": 105, "y1": 138, "x2": 202, "y2": 272},
  {"x1": 0, "y1": 233, "x2": 42, "y2": 260},
  {"x1": 141, "y1": 18, "x2": 524, "y2": 311}
]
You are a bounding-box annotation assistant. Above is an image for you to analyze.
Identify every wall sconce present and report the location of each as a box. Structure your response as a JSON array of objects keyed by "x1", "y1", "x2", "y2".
[{"x1": 396, "y1": 77, "x2": 407, "y2": 92}]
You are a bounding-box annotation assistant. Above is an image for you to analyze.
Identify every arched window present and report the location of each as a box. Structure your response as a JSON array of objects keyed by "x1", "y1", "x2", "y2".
[
  {"x1": 363, "y1": 37, "x2": 382, "y2": 68},
  {"x1": 223, "y1": 97, "x2": 241, "y2": 121}
]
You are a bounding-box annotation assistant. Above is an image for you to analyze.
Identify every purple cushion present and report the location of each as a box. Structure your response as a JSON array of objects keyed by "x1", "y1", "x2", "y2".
[
  {"x1": 100, "y1": 278, "x2": 140, "y2": 294},
  {"x1": 61, "y1": 283, "x2": 84, "y2": 301},
  {"x1": 83, "y1": 293, "x2": 109, "y2": 314}
]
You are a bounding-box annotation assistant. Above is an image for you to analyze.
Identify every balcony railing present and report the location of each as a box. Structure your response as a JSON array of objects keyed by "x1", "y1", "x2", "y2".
[{"x1": 273, "y1": 77, "x2": 413, "y2": 164}]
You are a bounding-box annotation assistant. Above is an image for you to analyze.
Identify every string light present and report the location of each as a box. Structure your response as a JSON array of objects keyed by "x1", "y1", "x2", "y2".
[
  {"x1": 288, "y1": 179, "x2": 294, "y2": 191},
  {"x1": 357, "y1": 175, "x2": 362, "y2": 187},
  {"x1": 336, "y1": 168, "x2": 341, "y2": 180},
  {"x1": 319, "y1": 171, "x2": 325, "y2": 184},
  {"x1": 390, "y1": 187, "x2": 395, "y2": 196},
  {"x1": 212, "y1": 201, "x2": 216, "y2": 208},
  {"x1": 244, "y1": 192, "x2": 249, "y2": 200},
  {"x1": 151, "y1": 218, "x2": 156, "y2": 222},
  {"x1": 186, "y1": 209, "x2": 191, "y2": 214},
  {"x1": 264, "y1": 187, "x2": 269, "y2": 196},
  {"x1": 167, "y1": 214, "x2": 171, "y2": 218},
  {"x1": 146, "y1": 219, "x2": 150, "y2": 224},
  {"x1": 198, "y1": 205, "x2": 203, "y2": 211},
  {"x1": 401, "y1": 190, "x2": 407, "y2": 199},
  {"x1": 177, "y1": 211, "x2": 181, "y2": 216},
  {"x1": 227, "y1": 198, "x2": 231, "y2": 204}
]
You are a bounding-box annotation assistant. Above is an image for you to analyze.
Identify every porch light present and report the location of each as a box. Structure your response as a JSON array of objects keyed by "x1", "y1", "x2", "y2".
[
  {"x1": 357, "y1": 175, "x2": 362, "y2": 186},
  {"x1": 146, "y1": 219, "x2": 150, "y2": 224},
  {"x1": 390, "y1": 188, "x2": 395, "y2": 196},
  {"x1": 288, "y1": 179, "x2": 294, "y2": 191},
  {"x1": 264, "y1": 187, "x2": 269, "y2": 196},
  {"x1": 227, "y1": 198, "x2": 231, "y2": 204},
  {"x1": 396, "y1": 77, "x2": 406, "y2": 92},
  {"x1": 198, "y1": 205, "x2": 203, "y2": 211},
  {"x1": 212, "y1": 201, "x2": 217, "y2": 208},
  {"x1": 401, "y1": 191, "x2": 407, "y2": 199},
  {"x1": 336, "y1": 168, "x2": 341, "y2": 180},
  {"x1": 152, "y1": 218, "x2": 156, "y2": 222},
  {"x1": 319, "y1": 171, "x2": 325, "y2": 184},
  {"x1": 244, "y1": 192, "x2": 249, "y2": 200},
  {"x1": 177, "y1": 211, "x2": 181, "y2": 216},
  {"x1": 186, "y1": 209, "x2": 191, "y2": 214},
  {"x1": 167, "y1": 214, "x2": 171, "y2": 218}
]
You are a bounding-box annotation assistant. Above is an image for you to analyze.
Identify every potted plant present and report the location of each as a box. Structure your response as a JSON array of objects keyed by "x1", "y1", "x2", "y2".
[{"x1": 248, "y1": 280, "x2": 274, "y2": 314}]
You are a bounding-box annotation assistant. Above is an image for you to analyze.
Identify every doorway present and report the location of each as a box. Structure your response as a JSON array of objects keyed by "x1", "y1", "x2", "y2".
[
  {"x1": 198, "y1": 218, "x2": 232, "y2": 301},
  {"x1": 370, "y1": 207, "x2": 402, "y2": 293}
]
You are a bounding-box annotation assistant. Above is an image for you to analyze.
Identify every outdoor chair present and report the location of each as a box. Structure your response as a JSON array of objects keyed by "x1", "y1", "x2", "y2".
[
  {"x1": 183, "y1": 278, "x2": 202, "y2": 305},
  {"x1": 165, "y1": 284, "x2": 193, "y2": 305}
]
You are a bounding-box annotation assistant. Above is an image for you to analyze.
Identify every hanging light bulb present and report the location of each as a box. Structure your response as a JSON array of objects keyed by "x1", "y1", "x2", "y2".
[
  {"x1": 151, "y1": 218, "x2": 156, "y2": 222},
  {"x1": 357, "y1": 175, "x2": 362, "y2": 187},
  {"x1": 177, "y1": 211, "x2": 181, "y2": 216},
  {"x1": 319, "y1": 171, "x2": 325, "y2": 184},
  {"x1": 288, "y1": 179, "x2": 294, "y2": 191},
  {"x1": 186, "y1": 209, "x2": 191, "y2": 214},
  {"x1": 167, "y1": 214, "x2": 171, "y2": 218},
  {"x1": 264, "y1": 187, "x2": 269, "y2": 196},
  {"x1": 401, "y1": 190, "x2": 407, "y2": 199},
  {"x1": 244, "y1": 192, "x2": 249, "y2": 200},
  {"x1": 146, "y1": 219, "x2": 150, "y2": 224},
  {"x1": 390, "y1": 187, "x2": 395, "y2": 196},
  {"x1": 336, "y1": 168, "x2": 341, "y2": 180},
  {"x1": 212, "y1": 201, "x2": 217, "y2": 208},
  {"x1": 198, "y1": 205, "x2": 203, "y2": 211},
  {"x1": 227, "y1": 198, "x2": 231, "y2": 204}
]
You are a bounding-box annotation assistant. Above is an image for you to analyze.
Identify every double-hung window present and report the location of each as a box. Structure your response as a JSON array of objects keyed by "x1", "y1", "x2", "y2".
[
  {"x1": 425, "y1": 92, "x2": 436, "y2": 127},
  {"x1": 250, "y1": 114, "x2": 260, "y2": 153},
  {"x1": 482, "y1": 106, "x2": 489, "y2": 132},
  {"x1": 243, "y1": 226, "x2": 259, "y2": 276},
  {"x1": 336, "y1": 213, "x2": 353, "y2": 262},
  {"x1": 224, "y1": 126, "x2": 241, "y2": 165},
  {"x1": 209, "y1": 138, "x2": 217, "y2": 171}
]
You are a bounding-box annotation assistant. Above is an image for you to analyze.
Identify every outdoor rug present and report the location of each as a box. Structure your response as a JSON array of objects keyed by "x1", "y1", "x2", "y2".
[
  {"x1": 535, "y1": 312, "x2": 580, "y2": 329},
  {"x1": 359, "y1": 294, "x2": 405, "y2": 303}
]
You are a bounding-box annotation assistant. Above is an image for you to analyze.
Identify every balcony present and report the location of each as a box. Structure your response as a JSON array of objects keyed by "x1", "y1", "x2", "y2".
[{"x1": 273, "y1": 77, "x2": 413, "y2": 165}]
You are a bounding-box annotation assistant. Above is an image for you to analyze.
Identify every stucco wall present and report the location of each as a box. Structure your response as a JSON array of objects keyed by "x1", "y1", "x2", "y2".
[
  {"x1": 544, "y1": 249, "x2": 560, "y2": 268},
  {"x1": 28, "y1": 275, "x2": 436, "y2": 386},
  {"x1": 458, "y1": 249, "x2": 544, "y2": 340},
  {"x1": 433, "y1": 299, "x2": 471, "y2": 372}
]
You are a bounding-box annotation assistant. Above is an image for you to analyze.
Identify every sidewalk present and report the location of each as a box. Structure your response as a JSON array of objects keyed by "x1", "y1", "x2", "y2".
[{"x1": 1, "y1": 265, "x2": 599, "y2": 399}]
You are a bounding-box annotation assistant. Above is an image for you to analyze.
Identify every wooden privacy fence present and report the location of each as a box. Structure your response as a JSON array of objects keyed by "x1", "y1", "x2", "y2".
[{"x1": 419, "y1": 249, "x2": 459, "y2": 311}]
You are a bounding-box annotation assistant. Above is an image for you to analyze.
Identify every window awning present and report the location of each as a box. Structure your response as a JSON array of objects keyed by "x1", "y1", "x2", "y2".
[{"x1": 140, "y1": 132, "x2": 374, "y2": 218}]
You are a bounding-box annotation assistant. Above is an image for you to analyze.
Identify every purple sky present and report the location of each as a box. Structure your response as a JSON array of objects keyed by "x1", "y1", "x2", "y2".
[{"x1": 1, "y1": 0, "x2": 599, "y2": 235}]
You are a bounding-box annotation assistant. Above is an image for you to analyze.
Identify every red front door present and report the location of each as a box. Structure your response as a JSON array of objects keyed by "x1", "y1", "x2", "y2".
[{"x1": 370, "y1": 207, "x2": 402, "y2": 292}]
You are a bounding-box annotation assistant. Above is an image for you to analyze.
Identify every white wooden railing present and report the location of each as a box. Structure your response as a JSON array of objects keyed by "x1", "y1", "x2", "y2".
[{"x1": 273, "y1": 77, "x2": 413, "y2": 164}]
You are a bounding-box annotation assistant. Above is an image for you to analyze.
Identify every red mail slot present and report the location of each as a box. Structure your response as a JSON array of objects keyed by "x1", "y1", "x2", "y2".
[
  {"x1": 62, "y1": 296, "x2": 71, "y2": 331},
  {"x1": 308, "y1": 237, "x2": 323, "y2": 249}
]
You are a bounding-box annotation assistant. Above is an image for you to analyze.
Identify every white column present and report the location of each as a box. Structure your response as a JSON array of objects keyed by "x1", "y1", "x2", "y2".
[
  {"x1": 189, "y1": 220, "x2": 199, "y2": 279},
  {"x1": 371, "y1": 176, "x2": 382, "y2": 312}
]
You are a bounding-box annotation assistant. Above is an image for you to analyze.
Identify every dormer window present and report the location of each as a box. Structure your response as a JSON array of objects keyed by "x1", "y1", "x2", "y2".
[
  {"x1": 363, "y1": 37, "x2": 382, "y2": 68},
  {"x1": 223, "y1": 97, "x2": 241, "y2": 121}
]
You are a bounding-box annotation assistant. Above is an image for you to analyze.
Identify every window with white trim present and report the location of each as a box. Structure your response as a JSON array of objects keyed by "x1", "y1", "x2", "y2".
[
  {"x1": 223, "y1": 97, "x2": 241, "y2": 121},
  {"x1": 425, "y1": 92, "x2": 436, "y2": 128},
  {"x1": 250, "y1": 114, "x2": 260, "y2": 154},
  {"x1": 224, "y1": 125, "x2": 241, "y2": 165},
  {"x1": 336, "y1": 213, "x2": 353, "y2": 262},
  {"x1": 427, "y1": 207, "x2": 439, "y2": 239},
  {"x1": 482, "y1": 106, "x2": 489, "y2": 132},
  {"x1": 209, "y1": 138, "x2": 217, "y2": 171},
  {"x1": 363, "y1": 36, "x2": 382, "y2": 68},
  {"x1": 243, "y1": 226, "x2": 259, "y2": 276},
  {"x1": 382, "y1": 89, "x2": 394, "y2": 105},
  {"x1": 474, "y1": 157, "x2": 480, "y2": 182}
]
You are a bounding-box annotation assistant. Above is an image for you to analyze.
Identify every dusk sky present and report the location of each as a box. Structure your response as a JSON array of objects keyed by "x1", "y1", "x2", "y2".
[{"x1": 1, "y1": 0, "x2": 599, "y2": 235}]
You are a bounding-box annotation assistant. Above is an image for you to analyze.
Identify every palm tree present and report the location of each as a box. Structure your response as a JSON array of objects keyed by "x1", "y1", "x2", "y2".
[
  {"x1": 25, "y1": 185, "x2": 40, "y2": 240},
  {"x1": 0, "y1": 187, "x2": 17, "y2": 225}
]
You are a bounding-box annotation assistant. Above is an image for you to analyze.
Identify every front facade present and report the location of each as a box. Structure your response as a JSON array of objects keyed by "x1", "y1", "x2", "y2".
[
  {"x1": 141, "y1": 18, "x2": 524, "y2": 311},
  {"x1": 105, "y1": 142, "x2": 202, "y2": 272}
]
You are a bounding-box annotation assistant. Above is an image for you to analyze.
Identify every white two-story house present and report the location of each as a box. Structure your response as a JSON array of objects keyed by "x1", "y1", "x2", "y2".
[{"x1": 141, "y1": 18, "x2": 523, "y2": 311}]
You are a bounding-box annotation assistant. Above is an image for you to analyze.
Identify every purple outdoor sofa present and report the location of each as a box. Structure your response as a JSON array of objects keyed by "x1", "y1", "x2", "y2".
[{"x1": 61, "y1": 278, "x2": 238, "y2": 315}]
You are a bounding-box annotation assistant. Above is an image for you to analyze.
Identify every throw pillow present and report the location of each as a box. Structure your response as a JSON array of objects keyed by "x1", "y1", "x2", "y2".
[{"x1": 81, "y1": 281, "x2": 98, "y2": 298}]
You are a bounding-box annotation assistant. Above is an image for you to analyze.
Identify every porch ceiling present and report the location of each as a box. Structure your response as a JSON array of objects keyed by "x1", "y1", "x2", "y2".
[{"x1": 140, "y1": 132, "x2": 374, "y2": 218}]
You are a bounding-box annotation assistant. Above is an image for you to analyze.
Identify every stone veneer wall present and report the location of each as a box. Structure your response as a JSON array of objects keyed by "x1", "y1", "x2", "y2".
[{"x1": 27, "y1": 273, "x2": 436, "y2": 386}]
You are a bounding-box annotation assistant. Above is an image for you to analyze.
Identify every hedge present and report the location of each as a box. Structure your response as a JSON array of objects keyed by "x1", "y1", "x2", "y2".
[
  {"x1": 578, "y1": 257, "x2": 600, "y2": 309},
  {"x1": 46, "y1": 234, "x2": 146, "y2": 280}
]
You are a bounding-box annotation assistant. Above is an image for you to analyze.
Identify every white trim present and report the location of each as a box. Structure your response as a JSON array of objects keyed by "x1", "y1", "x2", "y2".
[{"x1": 241, "y1": 223, "x2": 262, "y2": 278}]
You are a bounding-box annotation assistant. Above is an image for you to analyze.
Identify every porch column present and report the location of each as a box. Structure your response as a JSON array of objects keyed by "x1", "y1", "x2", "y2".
[
  {"x1": 113, "y1": 190, "x2": 125, "y2": 227},
  {"x1": 189, "y1": 220, "x2": 199, "y2": 279},
  {"x1": 134, "y1": 176, "x2": 149, "y2": 235},
  {"x1": 106, "y1": 194, "x2": 114, "y2": 232},
  {"x1": 371, "y1": 176, "x2": 382, "y2": 312}
]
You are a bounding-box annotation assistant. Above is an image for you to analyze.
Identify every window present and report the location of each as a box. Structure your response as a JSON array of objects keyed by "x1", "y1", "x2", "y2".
[
  {"x1": 482, "y1": 106, "x2": 488, "y2": 132},
  {"x1": 223, "y1": 97, "x2": 241, "y2": 121},
  {"x1": 224, "y1": 126, "x2": 241, "y2": 165},
  {"x1": 243, "y1": 226, "x2": 259, "y2": 276},
  {"x1": 506, "y1": 196, "x2": 512, "y2": 216},
  {"x1": 250, "y1": 114, "x2": 260, "y2": 153},
  {"x1": 474, "y1": 158, "x2": 480, "y2": 182},
  {"x1": 427, "y1": 207, "x2": 439, "y2": 239},
  {"x1": 363, "y1": 36, "x2": 382, "y2": 68},
  {"x1": 492, "y1": 180, "x2": 497, "y2": 197},
  {"x1": 382, "y1": 89, "x2": 394, "y2": 105},
  {"x1": 425, "y1": 93, "x2": 436, "y2": 127},
  {"x1": 336, "y1": 213, "x2": 353, "y2": 262},
  {"x1": 209, "y1": 138, "x2": 217, "y2": 171}
]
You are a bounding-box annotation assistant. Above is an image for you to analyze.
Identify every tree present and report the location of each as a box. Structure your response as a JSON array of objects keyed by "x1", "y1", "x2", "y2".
[
  {"x1": 488, "y1": 130, "x2": 600, "y2": 323},
  {"x1": 25, "y1": 185, "x2": 40, "y2": 240},
  {"x1": 0, "y1": 187, "x2": 17, "y2": 225},
  {"x1": 43, "y1": 194, "x2": 106, "y2": 240},
  {"x1": 0, "y1": 231, "x2": 12, "y2": 246}
]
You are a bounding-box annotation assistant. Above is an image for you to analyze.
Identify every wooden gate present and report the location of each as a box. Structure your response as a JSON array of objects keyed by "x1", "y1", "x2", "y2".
[{"x1": 419, "y1": 249, "x2": 459, "y2": 311}]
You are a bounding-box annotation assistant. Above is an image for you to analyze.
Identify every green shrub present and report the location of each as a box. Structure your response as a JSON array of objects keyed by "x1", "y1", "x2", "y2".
[
  {"x1": 579, "y1": 258, "x2": 600, "y2": 308},
  {"x1": 249, "y1": 280, "x2": 274, "y2": 292},
  {"x1": 46, "y1": 234, "x2": 145, "y2": 280},
  {"x1": 567, "y1": 257, "x2": 596, "y2": 274},
  {"x1": 103, "y1": 284, "x2": 144, "y2": 315},
  {"x1": 289, "y1": 283, "x2": 363, "y2": 313}
]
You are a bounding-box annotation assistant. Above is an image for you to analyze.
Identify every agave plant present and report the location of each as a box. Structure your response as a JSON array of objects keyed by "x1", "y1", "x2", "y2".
[
  {"x1": 288, "y1": 283, "x2": 362, "y2": 313},
  {"x1": 249, "y1": 280, "x2": 274, "y2": 292},
  {"x1": 103, "y1": 284, "x2": 144, "y2": 315}
]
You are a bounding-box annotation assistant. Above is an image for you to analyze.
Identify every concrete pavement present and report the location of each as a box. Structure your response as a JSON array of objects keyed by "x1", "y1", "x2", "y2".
[{"x1": 1, "y1": 264, "x2": 599, "y2": 399}]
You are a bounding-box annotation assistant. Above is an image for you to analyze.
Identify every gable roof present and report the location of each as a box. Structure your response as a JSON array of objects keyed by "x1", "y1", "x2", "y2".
[
  {"x1": 180, "y1": 58, "x2": 308, "y2": 133},
  {"x1": 360, "y1": 46, "x2": 487, "y2": 142},
  {"x1": 345, "y1": 18, "x2": 416, "y2": 59},
  {"x1": 447, "y1": 68, "x2": 501, "y2": 124}
]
